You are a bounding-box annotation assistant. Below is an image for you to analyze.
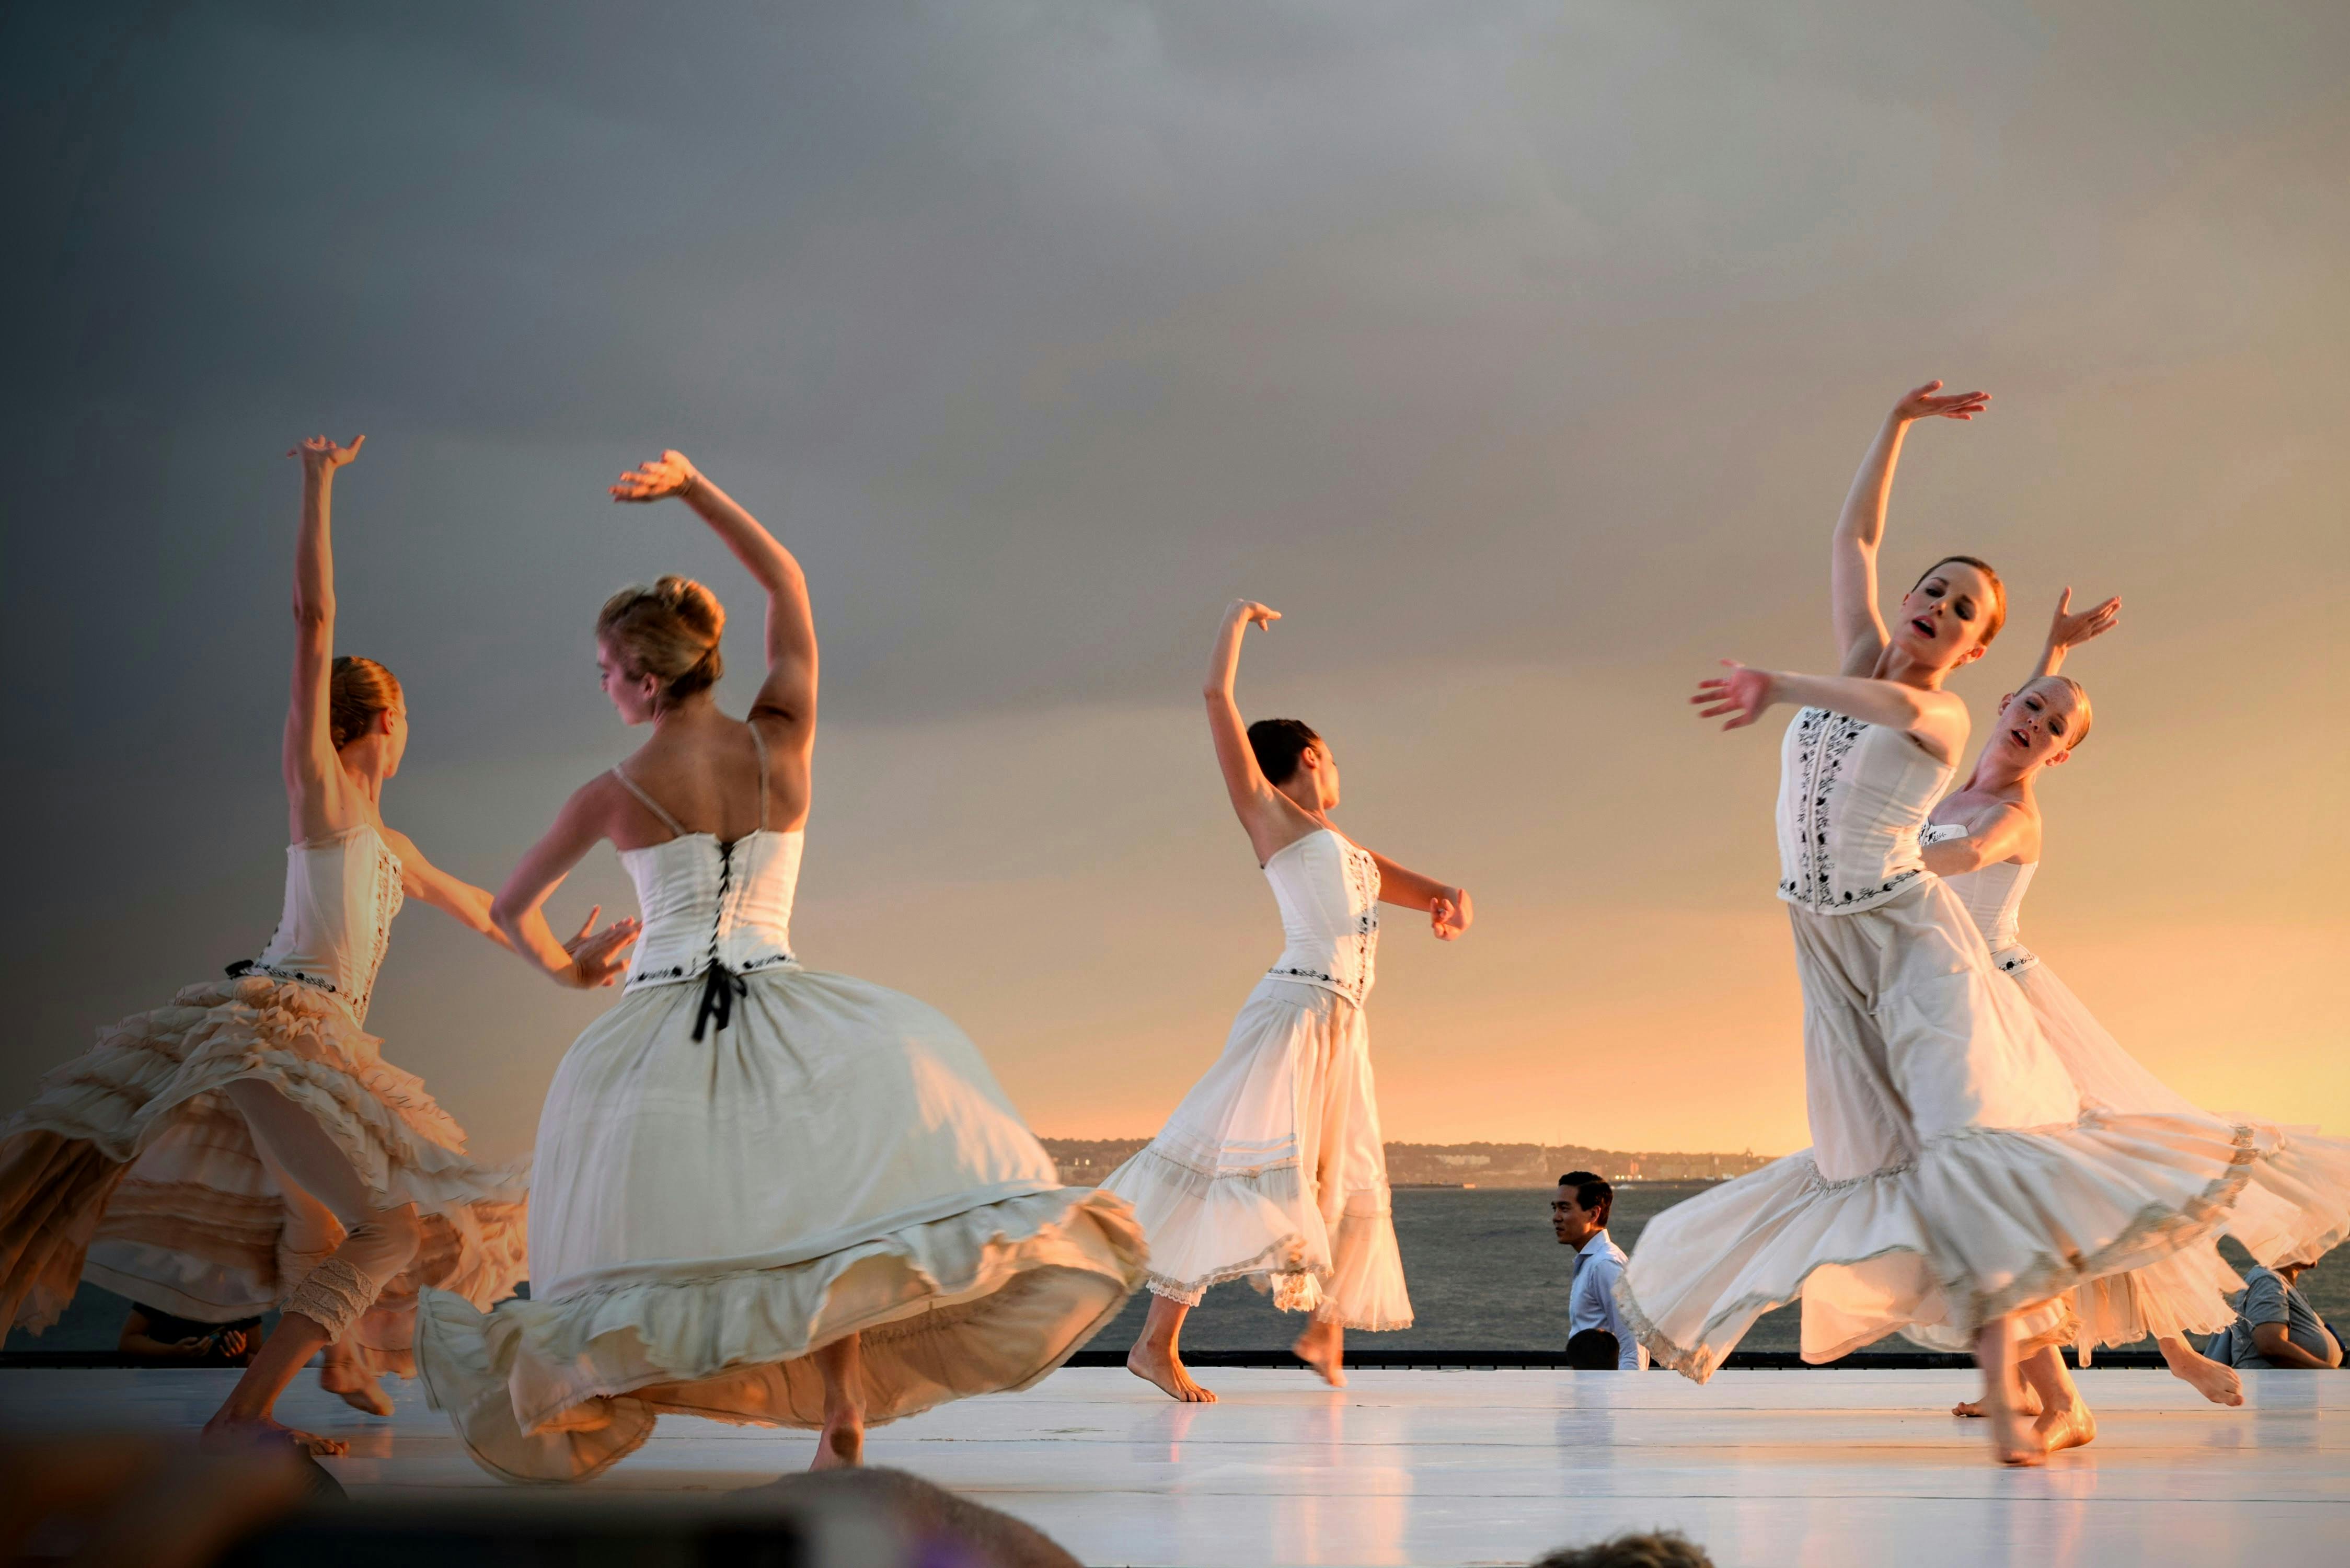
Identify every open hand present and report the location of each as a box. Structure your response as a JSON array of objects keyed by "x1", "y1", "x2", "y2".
[
  {"x1": 1228, "y1": 599, "x2": 1281, "y2": 631},
  {"x1": 288, "y1": 434, "x2": 365, "y2": 470},
  {"x1": 562, "y1": 904, "x2": 640, "y2": 987},
  {"x1": 2045, "y1": 586, "x2": 2121, "y2": 653},
  {"x1": 1891, "y1": 379, "x2": 1990, "y2": 423},
  {"x1": 1431, "y1": 888, "x2": 1473, "y2": 941},
  {"x1": 1692, "y1": 660, "x2": 1777, "y2": 729},
  {"x1": 611, "y1": 449, "x2": 701, "y2": 503}
]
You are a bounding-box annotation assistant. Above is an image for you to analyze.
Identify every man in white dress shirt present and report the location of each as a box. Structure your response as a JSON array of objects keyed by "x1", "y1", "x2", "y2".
[{"x1": 1553, "y1": 1171, "x2": 1647, "y2": 1370}]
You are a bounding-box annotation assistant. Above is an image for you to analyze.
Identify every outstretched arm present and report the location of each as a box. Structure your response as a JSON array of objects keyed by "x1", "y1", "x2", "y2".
[
  {"x1": 613, "y1": 451, "x2": 817, "y2": 749},
  {"x1": 2031, "y1": 586, "x2": 2122, "y2": 681},
  {"x1": 1694, "y1": 661, "x2": 1971, "y2": 763},
  {"x1": 1367, "y1": 851, "x2": 1472, "y2": 940},
  {"x1": 281, "y1": 435, "x2": 364, "y2": 837},
  {"x1": 1204, "y1": 599, "x2": 1317, "y2": 864},
  {"x1": 488, "y1": 781, "x2": 640, "y2": 988},
  {"x1": 1830, "y1": 383, "x2": 1990, "y2": 676},
  {"x1": 1920, "y1": 802, "x2": 2036, "y2": 875}
]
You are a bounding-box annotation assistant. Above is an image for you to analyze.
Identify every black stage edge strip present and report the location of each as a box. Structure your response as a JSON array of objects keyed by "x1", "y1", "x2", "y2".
[
  {"x1": 1061, "y1": 1347, "x2": 2170, "y2": 1370},
  {"x1": 1, "y1": 1347, "x2": 2170, "y2": 1371}
]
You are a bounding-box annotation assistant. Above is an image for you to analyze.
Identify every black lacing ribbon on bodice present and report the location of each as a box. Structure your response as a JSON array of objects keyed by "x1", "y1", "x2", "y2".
[
  {"x1": 616, "y1": 727, "x2": 774, "y2": 1044},
  {"x1": 690, "y1": 839, "x2": 745, "y2": 1042}
]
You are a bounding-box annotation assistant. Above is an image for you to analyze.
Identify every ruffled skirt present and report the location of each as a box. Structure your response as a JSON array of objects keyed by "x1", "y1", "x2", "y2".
[
  {"x1": 1996, "y1": 949, "x2": 2350, "y2": 1352},
  {"x1": 0, "y1": 976, "x2": 528, "y2": 1374},
  {"x1": 414, "y1": 965, "x2": 1145, "y2": 1484},
  {"x1": 1618, "y1": 882, "x2": 2271, "y2": 1380},
  {"x1": 1096, "y1": 977, "x2": 1410, "y2": 1330}
]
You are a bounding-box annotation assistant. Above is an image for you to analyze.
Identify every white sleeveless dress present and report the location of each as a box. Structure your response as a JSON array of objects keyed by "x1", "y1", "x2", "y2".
[
  {"x1": 0, "y1": 824, "x2": 528, "y2": 1373},
  {"x1": 1935, "y1": 838, "x2": 2350, "y2": 1352},
  {"x1": 415, "y1": 746, "x2": 1146, "y2": 1484},
  {"x1": 1618, "y1": 708, "x2": 2278, "y2": 1378},
  {"x1": 1097, "y1": 828, "x2": 1411, "y2": 1330}
]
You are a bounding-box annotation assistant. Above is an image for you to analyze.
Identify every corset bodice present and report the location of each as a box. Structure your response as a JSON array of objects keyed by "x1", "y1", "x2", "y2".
[
  {"x1": 1262, "y1": 828, "x2": 1380, "y2": 1005},
  {"x1": 1775, "y1": 707, "x2": 1953, "y2": 915},
  {"x1": 246, "y1": 823, "x2": 405, "y2": 1021},
  {"x1": 620, "y1": 829, "x2": 802, "y2": 993},
  {"x1": 1926, "y1": 822, "x2": 2040, "y2": 973}
]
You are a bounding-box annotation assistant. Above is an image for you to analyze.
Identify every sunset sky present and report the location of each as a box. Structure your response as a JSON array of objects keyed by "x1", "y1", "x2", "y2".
[{"x1": 4, "y1": 3, "x2": 2344, "y2": 1165}]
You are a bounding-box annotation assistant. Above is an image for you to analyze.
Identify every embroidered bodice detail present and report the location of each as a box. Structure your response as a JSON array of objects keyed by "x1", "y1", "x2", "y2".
[
  {"x1": 1775, "y1": 707, "x2": 1952, "y2": 916},
  {"x1": 1928, "y1": 825, "x2": 2041, "y2": 974},
  {"x1": 1262, "y1": 828, "x2": 1380, "y2": 1005},
  {"x1": 244, "y1": 823, "x2": 406, "y2": 1021},
  {"x1": 612, "y1": 731, "x2": 800, "y2": 1039}
]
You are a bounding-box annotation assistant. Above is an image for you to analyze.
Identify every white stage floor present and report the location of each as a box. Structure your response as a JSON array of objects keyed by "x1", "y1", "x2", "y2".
[{"x1": 5, "y1": 1365, "x2": 2344, "y2": 1566}]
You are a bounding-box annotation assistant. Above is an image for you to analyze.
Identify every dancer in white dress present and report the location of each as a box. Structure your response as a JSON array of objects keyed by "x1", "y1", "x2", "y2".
[
  {"x1": 1100, "y1": 599, "x2": 1473, "y2": 1402},
  {"x1": 0, "y1": 435, "x2": 630, "y2": 1454},
  {"x1": 414, "y1": 449, "x2": 1146, "y2": 1481},
  {"x1": 1922, "y1": 593, "x2": 2350, "y2": 1425},
  {"x1": 1619, "y1": 382, "x2": 2288, "y2": 1466}
]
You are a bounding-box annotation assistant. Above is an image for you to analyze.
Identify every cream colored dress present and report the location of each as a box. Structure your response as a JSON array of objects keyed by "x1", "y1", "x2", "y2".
[
  {"x1": 415, "y1": 752, "x2": 1146, "y2": 1484},
  {"x1": 0, "y1": 824, "x2": 527, "y2": 1374},
  {"x1": 1618, "y1": 708, "x2": 2279, "y2": 1378},
  {"x1": 1936, "y1": 838, "x2": 2350, "y2": 1353},
  {"x1": 1098, "y1": 828, "x2": 1411, "y2": 1330}
]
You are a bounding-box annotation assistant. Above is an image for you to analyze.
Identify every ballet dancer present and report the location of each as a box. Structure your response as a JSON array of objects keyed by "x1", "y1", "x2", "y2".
[
  {"x1": 1101, "y1": 599, "x2": 1472, "y2": 1402},
  {"x1": 1926, "y1": 593, "x2": 2350, "y2": 1423},
  {"x1": 413, "y1": 449, "x2": 1146, "y2": 1481},
  {"x1": 1617, "y1": 382, "x2": 2283, "y2": 1465},
  {"x1": 0, "y1": 435, "x2": 629, "y2": 1452}
]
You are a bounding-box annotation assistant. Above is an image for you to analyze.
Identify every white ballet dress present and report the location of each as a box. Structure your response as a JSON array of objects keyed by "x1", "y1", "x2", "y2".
[
  {"x1": 1097, "y1": 828, "x2": 1411, "y2": 1329},
  {"x1": 414, "y1": 749, "x2": 1147, "y2": 1484},
  {"x1": 0, "y1": 823, "x2": 528, "y2": 1373},
  {"x1": 1617, "y1": 707, "x2": 2278, "y2": 1378},
  {"x1": 1935, "y1": 835, "x2": 2350, "y2": 1352}
]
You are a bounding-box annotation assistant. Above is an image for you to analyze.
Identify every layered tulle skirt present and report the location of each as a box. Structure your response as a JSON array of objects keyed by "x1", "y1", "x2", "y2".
[
  {"x1": 1618, "y1": 882, "x2": 2281, "y2": 1379},
  {"x1": 0, "y1": 976, "x2": 528, "y2": 1374},
  {"x1": 414, "y1": 965, "x2": 1146, "y2": 1484},
  {"x1": 1097, "y1": 977, "x2": 1411, "y2": 1330},
  {"x1": 1995, "y1": 947, "x2": 2350, "y2": 1353}
]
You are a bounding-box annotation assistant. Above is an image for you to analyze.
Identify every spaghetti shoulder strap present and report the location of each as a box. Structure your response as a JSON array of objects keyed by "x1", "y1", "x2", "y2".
[
  {"x1": 609, "y1": 764, "x2": 688, "y2": 839},
  {"x1": 747, "y1": 724, "x2": 770, "y2": 830}
]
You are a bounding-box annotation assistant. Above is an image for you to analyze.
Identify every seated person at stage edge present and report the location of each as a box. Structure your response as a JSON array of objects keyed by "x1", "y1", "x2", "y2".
[
  {"x1": 1553, "y1": 1171, "x2": 1645, "y2": 1369},
  {"x1": 2211, "y1": 1256, "x2": 2342, "y2": 1369}
]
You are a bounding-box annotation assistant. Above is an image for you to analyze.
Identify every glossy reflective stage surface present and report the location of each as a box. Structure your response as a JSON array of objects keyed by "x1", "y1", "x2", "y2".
[{"x1": 4, "y1": 1366, "x2": 2343, "y2": 1565}]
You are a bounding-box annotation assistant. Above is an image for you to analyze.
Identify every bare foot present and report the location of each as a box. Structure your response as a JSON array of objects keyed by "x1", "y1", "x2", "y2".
[
  {"x1": 1953, "y1": 1387, "x2": 2042, "y2": 1419},
  {"x1": 2033, "y1": 1396, "x2": 2098, "y2": 1455},
  {"x1": 2163, "y1": 1347, "x2": 2244, "y2": 1408},
  {"x1": 319, "y1": 1349, "x2": 394, "y2": 1417},
  {"x1": 811, "y1": 1411, "x2": 863, "y2": 1470},
  {"x1": 202, "y1": 1413, "x2": 347, "y2": 1458},
  {"x1": 1984, "y1": 1403, "x2": 2044, "y2": 1467},
  {"x1": 1292, "y1": 1324, "x2": 1345, "y2": 1389},
  {"x1": 1126, "y1": 1343, "x2": 1217, "y2": 1402}
]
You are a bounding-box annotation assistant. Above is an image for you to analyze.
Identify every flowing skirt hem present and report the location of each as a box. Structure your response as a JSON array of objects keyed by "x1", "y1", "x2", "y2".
[
  {"x1": 1618, "y1": 1111, "x2": 2263, "y2": 1382},
  {"x1": 416, "y1": 1186, "x2": 1146, "y2": 1484}
]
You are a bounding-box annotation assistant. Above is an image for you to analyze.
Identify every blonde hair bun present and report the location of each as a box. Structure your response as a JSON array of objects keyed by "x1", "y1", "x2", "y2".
[
  {"x1": 597, "y1": 574, "x2": 726, "y2": 708},
  {"x1": 329, "y1": 656, "x2": 402, "y2": 750}
]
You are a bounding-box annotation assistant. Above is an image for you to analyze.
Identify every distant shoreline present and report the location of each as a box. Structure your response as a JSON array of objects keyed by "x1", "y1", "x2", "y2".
[{"x1": 1041, "y1": 1137, "x2": 1779, "y2": 1188}]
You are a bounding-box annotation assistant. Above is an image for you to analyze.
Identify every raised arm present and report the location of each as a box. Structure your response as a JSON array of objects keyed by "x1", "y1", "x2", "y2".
[
  {"x1": 1831, "y1": 383, "x2": 1990, "y2": 676},
  {"x1": 487, "y1": 781, "x2": 640, "y2": 989},
  {"x1": 1204, "y1": 599, "x2": 1317, "y2": 863},
  {"x1": 613, "y1": 451, "x2": 817, "y2": 750},
  {"x1": 1694, "y1": 661, "x2": 1971, "y2": 764},
  {"x1": 2030, "y1": 586, "x2": 2122, "y2": 681},
  {"x1": 1920, "y1": 801, "x2": 2037, "y2": 875},
  {"x1": 1367, "y1": 851, "x2": 1473, "y2": 941},
  {"x1": 281, "y1": 435, "x2": 364, "y2": 838}
]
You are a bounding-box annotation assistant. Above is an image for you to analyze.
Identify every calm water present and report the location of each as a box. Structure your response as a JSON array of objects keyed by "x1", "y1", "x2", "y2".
[
  {"x1": 11, "y1": 1182, "x2": 2342, "y2": 1357},
  {"x1": 1091, "y1": 1183, "x2": 2349, "y2": 1356}
]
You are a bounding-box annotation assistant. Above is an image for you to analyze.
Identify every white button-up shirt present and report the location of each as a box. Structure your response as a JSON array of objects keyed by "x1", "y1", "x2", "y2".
[{"x1": 1568, "y1": 1228, "x2": 1648, "y2": 1370}]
